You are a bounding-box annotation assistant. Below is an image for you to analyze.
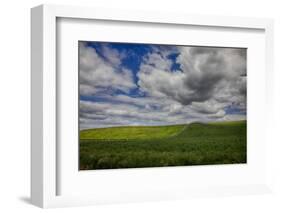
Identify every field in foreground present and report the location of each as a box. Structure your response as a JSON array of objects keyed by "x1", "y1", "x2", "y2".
[{"x1": 79, "y1": 120, "x2": 246, "y2": 170}]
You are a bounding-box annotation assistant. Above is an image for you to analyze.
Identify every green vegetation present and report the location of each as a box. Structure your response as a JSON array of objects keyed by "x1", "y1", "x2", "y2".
[
  {"x1": 79, "y1": 120, "x2": 246, "y2": 170},
  {"x1": 80, "y1": 125, "x2": 184, "y2": 140}
]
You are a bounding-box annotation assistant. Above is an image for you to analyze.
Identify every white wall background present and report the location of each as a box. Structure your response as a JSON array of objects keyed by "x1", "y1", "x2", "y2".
[{"x1": 0, "y1": 0, "x2": 281, "y2": 212}]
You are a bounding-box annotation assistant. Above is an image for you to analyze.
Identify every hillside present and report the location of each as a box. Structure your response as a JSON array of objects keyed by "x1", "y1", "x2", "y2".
[
  {"x1": 80, "y1": 124, "x2": 185, "y2": 140},
  {"x1": 79, "y1": 120, "x2": 247, "y2": 170}
]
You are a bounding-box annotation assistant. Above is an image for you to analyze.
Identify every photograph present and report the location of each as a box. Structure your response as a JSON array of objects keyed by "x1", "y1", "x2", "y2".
[{"x1": 79, "y1": 41, "x2": 247, "y2": 170}]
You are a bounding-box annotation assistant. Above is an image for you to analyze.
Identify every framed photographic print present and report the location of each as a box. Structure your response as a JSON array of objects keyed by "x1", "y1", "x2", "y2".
[{"x1": 31, "y1": 4, "x2": 274, "y2": 208}]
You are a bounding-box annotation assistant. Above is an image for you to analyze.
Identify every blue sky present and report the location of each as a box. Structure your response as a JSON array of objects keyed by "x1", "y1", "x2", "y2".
[{"x1": 79, "y1": 41, "x2": 247, "y2": 129}]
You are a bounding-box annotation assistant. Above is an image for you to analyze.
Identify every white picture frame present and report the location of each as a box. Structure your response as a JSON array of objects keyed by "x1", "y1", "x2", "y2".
[{"x1": 31, "y1": 4, "x2": 274, "y2": 208}]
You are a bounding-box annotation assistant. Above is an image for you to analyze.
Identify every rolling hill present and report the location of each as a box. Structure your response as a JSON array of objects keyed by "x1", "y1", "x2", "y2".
[
  {"x1": 79, "y1": 120, "x2": 247, "y2": 170},
  {"x1": 80, "y1": 124, "x2": 185, "y2": 140}
]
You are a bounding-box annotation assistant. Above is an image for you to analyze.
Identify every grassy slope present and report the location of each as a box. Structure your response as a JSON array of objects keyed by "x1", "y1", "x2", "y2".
[
  {"x1": 79, "y1": 120, "x2": 246, "y2": 170},
  {"x1": 80, "y1": 125, "x2": 185, "y2": 140}
]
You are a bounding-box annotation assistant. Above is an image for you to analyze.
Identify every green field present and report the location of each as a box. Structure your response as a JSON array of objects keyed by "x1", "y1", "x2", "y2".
[{"x1": 79, "y1": 120, "x2": 247, "y2": 170}]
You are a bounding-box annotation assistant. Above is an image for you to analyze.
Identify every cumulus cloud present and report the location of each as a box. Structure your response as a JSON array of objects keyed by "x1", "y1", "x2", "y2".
[
  {"x1": 137, "y1": 46, "x2": 246, "y2": 119},
  {"x1": 79, "y1": 42, "x2": 246, "y2": 129},
  {"x1": 80, "y1": 99, "x2": 203, "y2": 129},
  {"x1": 79, "y1": 42, "x2": 136, "y2": 96},
  {"x1": 138, "y1": 46, "x2": 246, "y2": 105}
]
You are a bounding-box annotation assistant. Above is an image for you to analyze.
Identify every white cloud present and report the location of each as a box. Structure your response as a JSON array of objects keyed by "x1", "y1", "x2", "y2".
[
  {"x1": 137, "y1": 46, "x2": 247, "y2": 116},
  {"x1": 79, "y1": 42, "x2": 136, "y2": 96},
  {"x1": 219, "y1": 113, "x2": 246, "y2": 122},
  {"x1": 182, "y1": 47, "x2": 246, "y2": 104}
]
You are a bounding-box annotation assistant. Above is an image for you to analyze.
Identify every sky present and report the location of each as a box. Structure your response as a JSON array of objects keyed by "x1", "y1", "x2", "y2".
[{"x1": 79, "y1": 41, "x2": 247, "y2": 129}]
